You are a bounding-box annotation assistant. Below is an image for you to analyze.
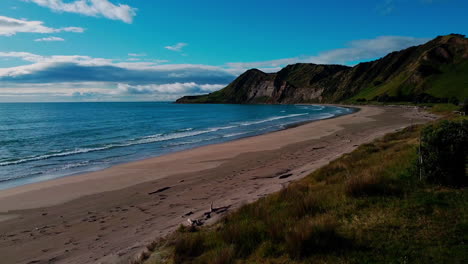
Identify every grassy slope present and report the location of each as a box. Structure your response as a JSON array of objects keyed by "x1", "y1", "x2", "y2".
[
  {"x1": 144, "y1": 119, "x2": 467, "y2": 264},
  {"x1": 349, "y1": 72, "x2": 410, "y2": 100},
  {"x1": 425, "y1": 60, "x2": 468, "y2": 100},
  {"x1": 349, "y1": 58, "x2": 468, "y2": 103}
]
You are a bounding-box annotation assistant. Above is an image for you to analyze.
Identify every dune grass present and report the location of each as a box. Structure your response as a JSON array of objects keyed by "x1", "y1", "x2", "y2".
[
  {"x1": 143, "y1": 124, "x2": 467, "y2": 264},
  {"x1": 430, "y1": 103, "x2": 461, "y2": 114}
]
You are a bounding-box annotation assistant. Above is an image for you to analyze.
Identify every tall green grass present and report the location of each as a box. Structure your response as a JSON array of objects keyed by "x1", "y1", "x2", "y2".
[{"x1": 144, "y1": 125, "x2": 467, "y2": 264}]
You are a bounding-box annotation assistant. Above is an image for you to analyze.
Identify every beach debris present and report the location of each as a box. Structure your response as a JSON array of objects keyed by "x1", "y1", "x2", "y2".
[
  {"x1": 312, "y1": 146, "x2": 326, "y2": 150},
  {"x1": 252, "y1": 169, "x2": 292, "y2": 180},
  {"x1": 187, "y1": 218, "x2": 203, "y2": 226},
  {"x1": 185, "y1": 202, "x2": 232, "y2": 226},
  {"x1": 148, "y1": 186, "x2": 171, "y2": 195},
  {"x1": 251, "y1": 175, "x2": 276, "y2": 180},
  {"x1": 279, "y1": 173, "x2": 293, "y2": 179},
  {"x1": 210, "y1": 202, "x2": 231, "y2": 215},
  {"x1": 35, "y1": 225, "x2": 49, "y2": 231},
  {"x1": 203, "y1": 211, "x2": 211, "y2": 219},
  {"x1": 183, "y1": 211, "x2": 194, "y2": 217}
]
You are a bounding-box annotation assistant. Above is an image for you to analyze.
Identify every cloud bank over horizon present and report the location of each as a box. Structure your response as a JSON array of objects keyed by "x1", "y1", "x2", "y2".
[{"x1": 0, "y1": 35, "x2": 430, "y2": 101}]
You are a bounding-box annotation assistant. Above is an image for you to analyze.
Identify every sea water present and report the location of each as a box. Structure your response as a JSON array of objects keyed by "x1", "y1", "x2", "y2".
[{"x1": 0, "y1": 102, "x2": 354, "y2": 190}]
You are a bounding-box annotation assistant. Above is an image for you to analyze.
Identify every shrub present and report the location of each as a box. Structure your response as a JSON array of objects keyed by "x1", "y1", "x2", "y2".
[{"x1": 420, "y1": 120, "x2": 468, "y2": 186}]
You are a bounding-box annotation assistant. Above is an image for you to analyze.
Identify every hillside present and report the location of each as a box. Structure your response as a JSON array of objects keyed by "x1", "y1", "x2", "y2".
[
  {"x1": 176, "y1": 34, "x2": 468, "y2": 104},
  {"x1": 143, "y1": 117, "x2": 468, "y2": 264}
]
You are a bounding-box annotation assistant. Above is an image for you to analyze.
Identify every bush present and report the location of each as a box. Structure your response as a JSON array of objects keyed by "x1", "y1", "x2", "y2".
[{"x1": 420, "y1": 120, "x2": 468, "y2": 186}]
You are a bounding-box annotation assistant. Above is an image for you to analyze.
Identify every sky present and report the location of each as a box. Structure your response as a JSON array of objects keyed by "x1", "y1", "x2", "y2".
[{"x1": 0, "y1": 0, "x2": 466, "y2": 102}]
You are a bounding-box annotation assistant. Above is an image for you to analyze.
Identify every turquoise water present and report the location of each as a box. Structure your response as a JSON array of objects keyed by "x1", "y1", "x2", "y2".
[{"x1": 0, "y1": 102, "x2": 354, "y2": 190}]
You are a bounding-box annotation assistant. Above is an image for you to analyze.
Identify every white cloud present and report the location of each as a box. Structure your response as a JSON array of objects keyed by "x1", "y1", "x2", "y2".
[
  {"x1": 60, "y1": 27, "x2": 85, "y2": 33},
  {"x1": 118, "y1": 82, "x2": 225, "y2": 95},
  {"x1": 0, "y1": 35, "x2": 428, "y2": 80},
  {"x1": 34, "y1": 36, "x2": 65, "y2": 42},
  {"x1": 0, "y1": 16, "x2": 85, "y2": 36},
  {"x1": 0, "y1": 35, "x2": 432, "y2": 101},
  {"x1": 377, "y1": 0, "x2": 395, "y2": 15},
  {"x1": 128, "y1": 53, "x2": 146, "y2": 57},
  {"x1": 226, "y1": 36, "x2": 430, "y2": 71},
  {"x1": 376, "y1": 0, "x2": 443, "y2": 15},
  {"x1": 0, "y1": 35, "x2": 427, "y2": 80},
  {"x1": 0, "y1": 52, "x2": 235, "y2": 87},
  {"x1": 0, "y1": 81, "x2": 225, "y2": 102},
  {"x1": 26, "y1": 0, "x2": 137, "y2": 23},
  {"x1": 165, "y1": 43, "x2": 188, "y2": 52}
]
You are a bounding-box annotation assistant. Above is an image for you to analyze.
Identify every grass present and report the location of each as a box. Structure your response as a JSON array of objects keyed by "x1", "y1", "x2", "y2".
[
  {"x1": 350, "y1": 73, "x2": 410, "y2": 101},
  {"x1": 143, "y1": 124, "x2": 467, "y2": 264},
  {"x1": 348, "y1": 57, "x2": 468, "y2": 104},
  {"x1": 430, "y1": 103, "x2": 461, "y2": 114},
  {"x1": 426, "y1": 60, "x2": 468, "y2": 100}
]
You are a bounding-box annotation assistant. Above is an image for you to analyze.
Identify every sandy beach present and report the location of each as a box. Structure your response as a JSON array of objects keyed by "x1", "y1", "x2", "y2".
[{"x1": 0, "y1": 105, "x2": 437, "y2": 264}]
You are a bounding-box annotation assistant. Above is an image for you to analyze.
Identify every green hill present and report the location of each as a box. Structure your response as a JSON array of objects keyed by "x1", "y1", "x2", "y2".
[{"x1": 176, "y1": 34, "x2": 468, "y2": 104}]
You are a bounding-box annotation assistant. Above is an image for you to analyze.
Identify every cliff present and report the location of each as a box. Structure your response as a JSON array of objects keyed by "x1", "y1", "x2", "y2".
[{"x1": 176, "y1": 34, "x2": 468, "y2": 104}]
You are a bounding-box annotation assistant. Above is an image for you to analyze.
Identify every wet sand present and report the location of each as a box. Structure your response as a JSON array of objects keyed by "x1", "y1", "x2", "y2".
[{"x1": 0, "y1": 105, "x2": 437, "y2": 264}]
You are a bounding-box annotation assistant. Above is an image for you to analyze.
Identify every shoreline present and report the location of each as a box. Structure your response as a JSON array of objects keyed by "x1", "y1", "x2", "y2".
[
  {"x1": 0, "y1": 104, "x2": 356, "y2": 192},
  {"x1": 0, "y1": 105, "x2": 437, "y2": 264},
  {"x1": 0, "y1": 105, "x2": 356, "y2": 211}
]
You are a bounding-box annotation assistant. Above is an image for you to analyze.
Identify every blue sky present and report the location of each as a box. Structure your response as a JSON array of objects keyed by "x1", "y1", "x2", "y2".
[{"x1": 0, "y1": 0, "x2": 466, "y2": 102}]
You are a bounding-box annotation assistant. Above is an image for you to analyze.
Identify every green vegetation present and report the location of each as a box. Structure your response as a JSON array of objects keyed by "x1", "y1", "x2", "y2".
[
  {"x1": 425, "y1": 60, "x2": 468, "y2": 100},
  {"x1": 143, "y1": 120, "x2": 468, "y2": 264},
  {"x1": 177, "y1": 34, "x2": 467, "y2": 105},
  {"x1": 350, "y1": 60, "x2": 468, "y2": 104},
  {"x1": 430, "y1": 103, "x2": 461, "y2": 113},
  {"x1": 420, "y1": 120, "x2": 467, "y2": 186},
  {"x1": 351, "y1": 73, "x2": 411, "y2": 101}
]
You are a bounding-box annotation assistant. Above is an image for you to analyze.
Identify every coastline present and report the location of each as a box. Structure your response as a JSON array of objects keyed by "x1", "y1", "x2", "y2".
[
  {"x1": 0, "y1": 105, "x2": 356, "y2": 211},
  {"x1": 0, "y1": 104, "x2": 354, "y2": 192},
  {"x1": 0, "y1": 105, "x2": 437, "y2": 264}
]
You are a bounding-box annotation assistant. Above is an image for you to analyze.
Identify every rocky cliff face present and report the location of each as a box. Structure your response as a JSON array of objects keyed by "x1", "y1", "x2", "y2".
[{"x1": 176, "y1": 34, "x2": 468, "y2": 104}]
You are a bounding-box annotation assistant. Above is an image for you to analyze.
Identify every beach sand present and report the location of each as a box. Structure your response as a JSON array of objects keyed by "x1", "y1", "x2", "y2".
[{"x1": 0, "y1": 105, "x2": 437, "y2": 264}]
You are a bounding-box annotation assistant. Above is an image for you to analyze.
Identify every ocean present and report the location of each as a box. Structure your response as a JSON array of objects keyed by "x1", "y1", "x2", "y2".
[{"x1": 0, "y1": 102, "x2": 354, "y2": 190}]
